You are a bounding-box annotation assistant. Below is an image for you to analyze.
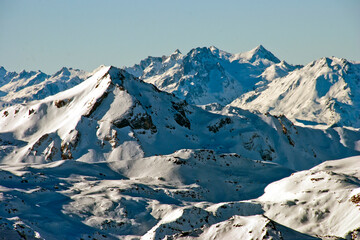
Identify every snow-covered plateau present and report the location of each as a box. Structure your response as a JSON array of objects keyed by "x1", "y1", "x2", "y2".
[{"x1": 0, "y1": 46, "x2": 359, "y2": 239}]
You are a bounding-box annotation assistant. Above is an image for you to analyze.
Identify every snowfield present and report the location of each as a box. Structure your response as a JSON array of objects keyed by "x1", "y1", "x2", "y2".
[{"x1": 0, "y1": 45, "x2": 359, "y2": 239}]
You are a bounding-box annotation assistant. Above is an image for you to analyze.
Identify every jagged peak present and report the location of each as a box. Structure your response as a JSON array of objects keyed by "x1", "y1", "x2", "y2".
[
  {"x1": 276, "y1": 60, "x2": 303, "y2": 71},
  {"x1": 168, "y1": 49, "x2": 183, "y2": 61},
  {"x1": 209, "y1": 45, "x2": 219, "y2": 52},
  {"x1": 53, "y1": 67, "x2": 71, "y2": 77},
  {"x1": 106, "y1": 66, "x2": 137, "y2": 83},
  {"x1": 56, "y1": 66, "x2": 85, "y2": 75},
  {"x1": 0, "y1": 66, "x2": 6, "y2": 79},
  {"x1": 307, "y1": 56, "x2": 351, "y2": 70},
  {"x1": 247, "y1": 45, "x2": 269, "y2": 57},
  {"x1": 107, "y1": 65, "x2": 123, "y2": 77},
  {"x1": 186, "y1": 47, "x2": 216, "y2": 60},
  {"x1": 172, "y1": 49, "x2": 182, "y2": 55},
  {"x1": 231, "y1": 45, "x2": 280, "y2": 64},
  {"x1": 60, "y1": 66, "x2": 77, "y2": 72},
  {"x1": 248, "y1": 45, "x2": 280, "y2": 63},
  {"x1": 18, "y1": 69, "x2": 38, "y2": 78},
  {"x1": 253, "y1": 44, "x2": 266, "y2": 52}
]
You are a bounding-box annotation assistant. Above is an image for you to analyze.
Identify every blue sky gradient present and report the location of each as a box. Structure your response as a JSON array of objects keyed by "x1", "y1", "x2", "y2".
[{"x1": 1, "y1": 0, "x2": 359, "y2": 74}]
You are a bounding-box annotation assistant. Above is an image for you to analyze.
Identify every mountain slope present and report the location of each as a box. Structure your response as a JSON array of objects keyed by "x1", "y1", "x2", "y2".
[
  {"x1": 231, "y1": 57, "x2": 360, "y2": 128},
  {"x1": 0, "y1": 66, "x2": 358, "y2": 170},
  {"x1": 258, "y1": 155, "x2": 360, "y2": 239},
  {"x1": 0, "y1": 150, "x2": 304, "y2": 239},
  {"x1": 124, "y1": 46, "x2": 300, "y2": 105},
  {"x1": 2, "y1": 149, "x2": 358, "y2": 239}
]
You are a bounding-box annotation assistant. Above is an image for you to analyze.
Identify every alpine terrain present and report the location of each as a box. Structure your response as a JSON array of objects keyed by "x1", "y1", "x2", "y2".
[{"x1": 0, "y1": 46, "x2": 359, "y2": 240}]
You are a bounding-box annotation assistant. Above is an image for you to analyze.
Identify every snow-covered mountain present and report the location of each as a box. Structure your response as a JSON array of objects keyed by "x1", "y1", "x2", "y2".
[
  {"x1": 126, "y1": 46, "x2": 360, "y2": 129},
  {"x1": 0, "y1": 66, "x2": 90, "y2": 108},
  {"x1": 124, "y1": 45, "x2": 301, "y2": 105},
  {"x1": 230, "y1": 57, "x2": 360, "y2": 128},
  {"x1": 1, "y1": 66, "x2": 358, "y2": 170}
]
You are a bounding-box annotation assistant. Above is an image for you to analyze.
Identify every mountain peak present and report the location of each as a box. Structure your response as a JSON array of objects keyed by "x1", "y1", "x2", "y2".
[
  {"x1": 107, "y1": 65, "x2": 122, "y2": 77},
  {"x1": 52, "y1": 67, "x2": 66, "y2": 78},
  {"x1": 172, "y1": 49, "x2": 181, "y2": 55},
  {"x1": 187, "y1": 47, "x2": 215, "y2": 60},
  {"x1": 0, "y1": 66, "x2": 6, "y2": 76},
  {"x1": 209, "y1": 45, "x2": 219, "y2": 51},
  {"x1": 254, "y1": 44, "x2": 266, "y2": 51},
  {"x1": 18, "y1": 69, "x2": 36, "y2": 78},
  {"x1": 169, "y1": 49, "x2": 183, "y2": 60},
  {"x1": 248, "y1": 45, "x2": 280, "y2": 64},
  {"x1": 308, "y1": 56, "x2": 349, "y2": 70},
  {"x1": 106, "y1": 66, "x2": 134, "y2": 85},
  {"x1": 231, "y1": 45, "x2": 280, "y2": 65}
]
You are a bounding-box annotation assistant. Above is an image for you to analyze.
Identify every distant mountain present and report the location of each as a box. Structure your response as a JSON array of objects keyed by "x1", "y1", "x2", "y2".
[
  {"x1": 0, "y1": 67, "x2": 49, "y2": 93},
  {"x1": 124, "y1": 45, "x2": 301, "y2": 105},
  {"x1": 230, "y1": 57, "x2": 360, "y2": 128},
  {"x1": 0, "y1": 66, "x2": 90, "y2": 108}
]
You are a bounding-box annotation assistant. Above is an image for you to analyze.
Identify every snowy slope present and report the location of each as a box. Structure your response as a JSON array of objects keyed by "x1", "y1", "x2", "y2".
[
  {"x1": 143, "y1": 155, "x2": 360, "y2": 239},
  {"x1": 0, "y1": 66, "x2": 90, "y2": 108},
  {"x1": 231, "y1": 57, "x2": 360, "y2": 128},
  {"x1": 2, "y1": 149, "x2": 358, "y2": 239},
  {"x1": 124, "y1": 45, "x2": 300, "y2": 105},
  {"x1": 0, "y1": 149, "x2": 309, "y2": 239},
  {"x1": 258, "y1": 155, "x2": 360, "y2": 239},
  {"x1": 0, "y1": 66, "x2": 358, "y2": 170}
]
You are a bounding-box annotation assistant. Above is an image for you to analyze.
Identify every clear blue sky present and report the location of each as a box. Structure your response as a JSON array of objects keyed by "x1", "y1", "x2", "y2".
[{"x1": 1, "y1": 0, "x2": 359, "y2": 74}]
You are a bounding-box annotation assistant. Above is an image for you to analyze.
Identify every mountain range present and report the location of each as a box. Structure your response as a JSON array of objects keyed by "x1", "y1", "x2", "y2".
[
  {"x1": 124, "y1": 45, "x2": 302, "y2": 106},
  {"x1": 0, "y1": 46, "x2": 359, "y2": 239}
]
